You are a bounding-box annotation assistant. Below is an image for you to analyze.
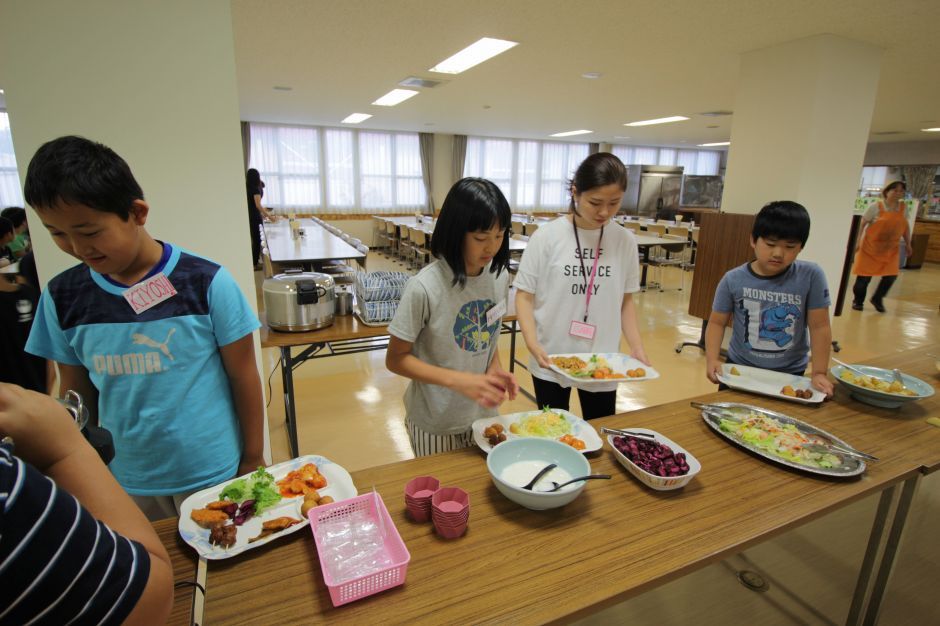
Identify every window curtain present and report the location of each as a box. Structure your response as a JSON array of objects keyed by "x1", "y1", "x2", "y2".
[
  {"x1": 588, "y1": 142, "x2": 600, "y2": 155},
  {"x1": 901, "y1": 165, "x2": 936, "y2": 202},
  {"x1": 419, "y1": 132, "x2": 434, "y2": 214},
  {"x1": 240, "y1": 122, "x2": 251, "y2": 172},
  {"x1": 452, "y1": 134, "x2": 467, "y2": 184}
]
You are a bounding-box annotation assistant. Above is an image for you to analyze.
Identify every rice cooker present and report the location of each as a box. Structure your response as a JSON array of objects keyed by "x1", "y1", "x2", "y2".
[{"x1": 263, "y1": 270, "x2": 335, "y2": 332}]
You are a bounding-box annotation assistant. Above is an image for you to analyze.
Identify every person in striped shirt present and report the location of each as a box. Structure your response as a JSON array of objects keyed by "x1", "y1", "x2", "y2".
[{"x1": 0, "y1": 383, "x2": 173, "y2": 625}]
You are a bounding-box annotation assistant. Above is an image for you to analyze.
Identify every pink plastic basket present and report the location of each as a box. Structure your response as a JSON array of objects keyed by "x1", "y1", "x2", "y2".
[{"x1": 308, "y1": 492, "x2": 411, "y2": 607}]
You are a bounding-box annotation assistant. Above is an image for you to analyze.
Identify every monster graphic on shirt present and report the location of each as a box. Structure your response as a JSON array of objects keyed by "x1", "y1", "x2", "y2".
[
  {"x1": 740, "y1": 289, "x2": 803, "y2": 353},
  {"x1": 453, "y1": 299, "x2": 497, "y2": 352}
]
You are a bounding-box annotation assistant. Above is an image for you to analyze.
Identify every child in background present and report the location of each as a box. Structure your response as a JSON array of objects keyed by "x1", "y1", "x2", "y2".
[
  {"x1": 1, "y1": 207, "x2": 31, "y2": 258},
  {"x1": 514, "y1": 152, "x2": 649, "y2": 420},
  {"x1": 24, "y1": 135, "x2": 265, "y2": 519},
  {"x1": 386, "y1": 178, "x2": 518, "y2": 457},
  {"x1": 0, "y1": 251, "x2": 48, "y2": 392},
  {"x1": 705, "y1": 201, "x2": 834, "y2": 396},
  {"x1": 0, "y1": 217, "x2": 15, "y2": 267}
]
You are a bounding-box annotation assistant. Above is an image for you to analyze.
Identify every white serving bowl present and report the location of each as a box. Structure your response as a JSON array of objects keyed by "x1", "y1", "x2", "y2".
[
  {"x1": 830, "y1": 365, "x2": 935, "y2": 409},
  {"x1": 486, "y1": 438, "x2": 592, "y2": 510}
]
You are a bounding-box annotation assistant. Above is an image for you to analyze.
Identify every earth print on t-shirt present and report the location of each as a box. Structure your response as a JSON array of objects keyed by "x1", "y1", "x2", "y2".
[
  {"x1": 740, "y1": 288, "x2": 803, "y2": 353},
  {"x1": 453, "y1": 299, "x2": 498, "y2": 352}
]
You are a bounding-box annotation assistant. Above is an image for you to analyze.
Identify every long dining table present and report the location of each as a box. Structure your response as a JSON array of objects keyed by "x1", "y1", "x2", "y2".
[
  {"x1": 160, "y1": 346, "x2": 939, "y2": 625},
  {"x1": 264, "y1": 219, "x2": 366, "y2": 268}
]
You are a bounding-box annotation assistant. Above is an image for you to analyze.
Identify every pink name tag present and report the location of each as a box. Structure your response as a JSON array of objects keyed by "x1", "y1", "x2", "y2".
[
  {"x1": 122, "y1": 272, "x2": 177, "y2": 314},
  {"x1": 569, "y1": 320, "x2": 596, "y2": 340}
]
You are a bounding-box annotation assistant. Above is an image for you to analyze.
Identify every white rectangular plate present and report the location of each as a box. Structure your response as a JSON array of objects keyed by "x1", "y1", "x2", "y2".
[
  {"x1": 548, "y1": 353, "x2": 660, "y2": 385},
  {"x1": 471, "y1": 408, "x2": 603, "y2": 454},
  {"x1": 717, "y1": 363, "x2": 824, "y2": 405},
  {"x1": 178, "y1": 455, "x2": 357, "y2": 560}
]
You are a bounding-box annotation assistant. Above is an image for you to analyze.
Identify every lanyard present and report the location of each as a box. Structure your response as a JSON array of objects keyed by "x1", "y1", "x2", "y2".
[{"x1": 572, "y1": 219, "x2": 604, "y2": 322}]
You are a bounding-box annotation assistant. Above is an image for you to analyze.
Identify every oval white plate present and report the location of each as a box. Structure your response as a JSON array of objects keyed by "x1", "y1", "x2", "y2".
[
  {"x1": 472, "y1": 408, "x2": 602, "y2": 454},
  {"x1": 548, "y1": 353, "x2": 660, "y2": 385},
  {"x1": 717, "y1": 363, "x2": 825, "y2": 405},
  {"x1": 178, "y1": 455, "x2": 357, "y2": 560}
]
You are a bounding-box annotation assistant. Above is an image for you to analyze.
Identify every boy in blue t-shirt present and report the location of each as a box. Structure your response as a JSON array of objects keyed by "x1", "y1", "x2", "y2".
[
  {"x1": 705, "y1": 201, "x2": 834, "y2": 397},
  {"x1": 23, "y1": 135, "x2": 265, "y2": 518}
]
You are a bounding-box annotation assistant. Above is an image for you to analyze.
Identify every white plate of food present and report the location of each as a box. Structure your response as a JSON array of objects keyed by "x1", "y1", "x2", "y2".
[
  {"x1": 717, "y1": 363, "x2": 825, "y2": 405},
  {"x1": 472, "y1": 407, "x2": 603, "y2": 454},
  {"x1": 548, "y1": 353, "x2": 660, "y2": 384},
  {"x1": 178, "y1": 455, "x2": 357, "y2": 560}
]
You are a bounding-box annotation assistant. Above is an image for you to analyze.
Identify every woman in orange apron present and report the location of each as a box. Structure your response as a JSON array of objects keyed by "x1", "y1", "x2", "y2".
[{"x1": 852, "y1": 180, "x2": 913, "y2": 313}]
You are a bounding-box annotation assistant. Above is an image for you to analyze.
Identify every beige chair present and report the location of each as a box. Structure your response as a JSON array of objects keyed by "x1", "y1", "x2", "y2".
[
  {"x1": 679, "y1": 228, "x2": 699, "y2": 291},
  {"x1": 645, "y1": 223, "x2": 667, "y2": 237},
  {"x1": 647, "y1": 234, "x2": 688, "y2": 291},
  {"x1": 622, "y1": 221, "x2": 641, "y2": 233},
  {"x1": 384, "y1": 221, "x2": 398, "y2": 257},
  {"x1": 511, "y1": 220, "x2": 524, "y2": 236},
  {"x1": 523, "y1": 222, "x2": 540, "y2": 237},
  {"x1": 398, "y1": 226, "x2": 412, "y2": 263},
  {"x1": 410, "y1": 228, "x2": 431, "y2": 268},
  {"x1": 667, "y1": 226, "x2": 691, "y2": 241},
  {"x1": 372, "y1": 217, "x2": 388, "y2": 249}
]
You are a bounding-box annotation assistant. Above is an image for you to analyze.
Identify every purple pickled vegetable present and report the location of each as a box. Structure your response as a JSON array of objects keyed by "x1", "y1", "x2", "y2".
[{"x1": 614, "y1": 434, "x2": 690, "y2": 477}]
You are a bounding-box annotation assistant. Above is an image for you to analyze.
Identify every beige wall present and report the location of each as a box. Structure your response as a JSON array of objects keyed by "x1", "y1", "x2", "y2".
[
  {"x1": 864, "y1": 141, "x2": 940, "y2": 166},
  {"x1": 0, "y1": 0, "x2": 271, "y2": 458}
]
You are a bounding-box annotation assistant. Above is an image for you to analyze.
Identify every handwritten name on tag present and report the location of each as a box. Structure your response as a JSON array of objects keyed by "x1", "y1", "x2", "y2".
[
  {"x1": 569, "y1": 320, "x2": 596, "y2": 340},
  {"x1": 486, "y1": 300, "x2": 507, "y2": 327},
  {"x1": 123, "y1": 272, "x2": 177, "y2": 314}
]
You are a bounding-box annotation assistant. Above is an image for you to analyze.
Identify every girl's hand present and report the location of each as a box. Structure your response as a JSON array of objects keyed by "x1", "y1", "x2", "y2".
[
  {"x1": 811, "y1": 372, "x2": 834, "y2": 398},
  {"x1": 488, "y1": 368, "x2": 519, "y2": 401},
  {"x1": 453, "y1": 372, "x2": 511, "y2": 409},
  {"x1": 705, "y1": 359, "x2": 722, "y2": 384},
  {"x1": 631, "y1": 348, "x2": 651, "y2": 367},
  {"x1": 528, "y1": 343, "x2": 552, "y2": 369}
]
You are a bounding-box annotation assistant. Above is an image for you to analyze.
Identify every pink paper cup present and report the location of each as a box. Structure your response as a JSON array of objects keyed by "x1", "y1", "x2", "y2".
[
  {"x1": 431, "y1": 487, "x2": 469, "y2": 514},
  {"x1": 407, "y1": 501, "x2": 432, "y2": 522},
  {"x1": 433, "y1": 517, "x2": 468, "y2": 539}
]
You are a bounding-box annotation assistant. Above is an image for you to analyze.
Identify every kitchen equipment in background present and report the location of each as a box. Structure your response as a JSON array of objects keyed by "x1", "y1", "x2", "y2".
[
  {"x1": 681, "y1": 175, "x2": 724, "y2": 208},
  {"x1": 263, "y1": 269, "x2": 335, "y2": 332},
  {"x1": 621, "y1": 165, "x2": 683, "y2": 220}
]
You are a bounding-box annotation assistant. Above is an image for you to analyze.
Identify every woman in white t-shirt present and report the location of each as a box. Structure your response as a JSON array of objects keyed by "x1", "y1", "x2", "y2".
[{"x1": 514, "y1": 153, "x2": 650, "y2": 419}]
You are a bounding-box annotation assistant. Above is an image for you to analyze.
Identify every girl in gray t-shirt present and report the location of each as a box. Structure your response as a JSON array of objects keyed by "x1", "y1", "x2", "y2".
[{"x1": 387, "y1": 178, "x2": 519, "y2": 457}]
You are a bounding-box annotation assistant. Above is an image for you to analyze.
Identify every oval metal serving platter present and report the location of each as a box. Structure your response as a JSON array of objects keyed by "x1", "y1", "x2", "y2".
[{"x1": 699, "y1": 402, "x2": 866, "y2": 477}]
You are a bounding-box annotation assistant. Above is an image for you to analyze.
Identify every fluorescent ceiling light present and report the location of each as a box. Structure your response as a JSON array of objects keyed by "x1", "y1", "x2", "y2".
[
  {"x1": 698, "y1": 141, "x2": 730, "y2": 147},
  {"x1": 372, "y1": 89, "x2": 419, "y2": 106},
  {"x1": 550, "y1": 129, "x2": 593, "y2": 137},
  {"x1": 341, "y1": 113, "x2": 372, "y2": 124},
  {"x1": 429, "y1": 37, "x2": 518, "y2": 74},
  {"x1": 625, "y1": 116, "x2": 689, "y2": 127},
  {"x1": 921, "y1": 127, "x2": 940, "y2": 132}
]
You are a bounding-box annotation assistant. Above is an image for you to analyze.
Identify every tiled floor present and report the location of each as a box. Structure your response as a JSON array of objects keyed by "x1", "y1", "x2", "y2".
[{"x1": 257, "y1": 255, "x2": 939, "y2": 624}]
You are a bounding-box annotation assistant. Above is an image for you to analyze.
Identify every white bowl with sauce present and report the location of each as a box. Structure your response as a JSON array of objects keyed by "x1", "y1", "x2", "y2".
[{"x1": 486, "y1": 438, "x2": 592, "y2": 510}]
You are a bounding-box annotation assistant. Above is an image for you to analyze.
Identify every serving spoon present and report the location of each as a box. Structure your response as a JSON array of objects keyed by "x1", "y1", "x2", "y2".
[
  {"x1": 522, "y1": 463, "x2": 557, "y2": 490},
  {"x1": 545, "y1": 474, "x2": 611, "y2": 492}
]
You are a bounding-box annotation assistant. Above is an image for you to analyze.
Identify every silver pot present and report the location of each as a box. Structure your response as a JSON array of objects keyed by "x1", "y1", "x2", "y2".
[{"x1": 263, "y1": 270, "x2": 335, "y2": 332}]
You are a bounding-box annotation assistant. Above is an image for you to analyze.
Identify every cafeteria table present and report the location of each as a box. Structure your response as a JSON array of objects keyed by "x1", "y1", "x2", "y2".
[
  {"x1": 261, "y1": 312, "x2": 522, "y2": 458},
  {"x1": 160, "y1": 346, "x2": 938, "y2": 625},
  {"x1": 264, "y1": 219, "x2": 366, "y2": 269}
]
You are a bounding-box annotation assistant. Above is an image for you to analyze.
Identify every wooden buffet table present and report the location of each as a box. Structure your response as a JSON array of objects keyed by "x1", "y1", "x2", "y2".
[{"x1": 158, "y1": 346, "x2": 939, "y2": 625}]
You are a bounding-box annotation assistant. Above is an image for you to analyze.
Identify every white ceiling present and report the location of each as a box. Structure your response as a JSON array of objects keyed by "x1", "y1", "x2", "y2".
[{"x1": 231, "y1": 0, "x2": 940, "y2": 148}]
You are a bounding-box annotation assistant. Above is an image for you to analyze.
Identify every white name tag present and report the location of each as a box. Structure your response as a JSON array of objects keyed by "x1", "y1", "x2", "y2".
[
  {"x1": 569, "y1": 320, "x2": 596, "y2": 340},
  {"x1": 486, "y1": 299, "x2": 507, "y2": 327},
  {"x1": 123, "y1": 272, "x2": 177, "y2": 314}
]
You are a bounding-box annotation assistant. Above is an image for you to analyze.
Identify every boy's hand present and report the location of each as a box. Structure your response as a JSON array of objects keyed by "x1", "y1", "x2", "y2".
[
  {"x1": 706, "y1": 360, "x2": 722, "y2": 384},
  {"x1": 0, "y1": 383, "x2": 87, "y2": 471},
  {"x1": 488, "y1": 368, "x2": 519, "y2": 401},
  {"x1": 238, "y1": 454, "x2": 267, "y2": 477},
  {"x1": 811, "y1": 372, "x2": 834, "y2": 398}
]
